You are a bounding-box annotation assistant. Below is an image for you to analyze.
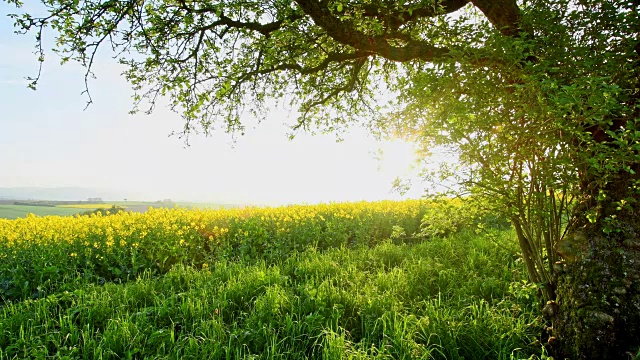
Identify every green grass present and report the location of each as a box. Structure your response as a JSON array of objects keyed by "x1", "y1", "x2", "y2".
[
  {"x1": 0, "y1": 205, "x2": 83, "y2": 219},
  {"x1": 0, "y1": 230, "x2": 544, "y2": 359}
]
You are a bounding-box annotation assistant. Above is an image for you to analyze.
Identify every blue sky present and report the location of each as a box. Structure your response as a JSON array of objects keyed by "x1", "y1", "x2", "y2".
[{"x1": 0, "y1": 4, "x2": 425, "y2": 205}]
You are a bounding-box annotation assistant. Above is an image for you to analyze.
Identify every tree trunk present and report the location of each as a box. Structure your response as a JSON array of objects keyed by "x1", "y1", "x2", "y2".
[{"x1": 550, "y1": 171, "x2": 640, "y2": 358}]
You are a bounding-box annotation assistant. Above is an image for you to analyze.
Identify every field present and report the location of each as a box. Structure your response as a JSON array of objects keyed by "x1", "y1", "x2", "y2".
[
  {"x1": 0, "y1": 201, "x2": 240, "y2": 219},
  {"x1": 0, "y1": 200, "x2": 544, "y2": 359},
  {"x1": 0, "y1": 204, "x2": 84, "y2": 219}
]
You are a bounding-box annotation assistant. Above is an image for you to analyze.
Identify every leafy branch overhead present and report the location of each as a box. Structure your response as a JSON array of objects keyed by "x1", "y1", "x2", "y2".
[{"x1": 7, "y1": 0, "x2": 518, "y2": 135}]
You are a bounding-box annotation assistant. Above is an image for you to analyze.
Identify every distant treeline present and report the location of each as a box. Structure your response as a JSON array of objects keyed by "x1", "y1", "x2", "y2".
[{"x1": 12, "y1": 202, "x2": 56, "y2": 207}]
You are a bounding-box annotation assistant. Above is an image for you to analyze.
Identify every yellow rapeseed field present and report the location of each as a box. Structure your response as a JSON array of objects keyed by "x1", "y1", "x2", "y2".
[{"x1": 0, "y1": 200, "x2": 428, "y2": 301}]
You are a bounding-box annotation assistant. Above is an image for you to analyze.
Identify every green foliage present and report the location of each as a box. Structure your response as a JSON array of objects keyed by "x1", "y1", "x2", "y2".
[{"x1": 380, "y1": 0, "x2": 639, "y2": 301}]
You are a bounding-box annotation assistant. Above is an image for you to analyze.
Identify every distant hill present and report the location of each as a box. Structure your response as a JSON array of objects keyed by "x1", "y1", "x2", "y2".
[{"x1": 0, "y1": 187, "x2": 147, "y2": 202}]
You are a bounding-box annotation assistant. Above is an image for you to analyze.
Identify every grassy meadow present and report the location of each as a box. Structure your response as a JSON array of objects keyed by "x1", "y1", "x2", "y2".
[{"x1": 0, "y1": 200, "x2": 545, "y2": 359}]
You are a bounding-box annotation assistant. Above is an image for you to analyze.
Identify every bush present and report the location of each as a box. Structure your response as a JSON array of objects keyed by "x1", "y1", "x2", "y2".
[{"x1": 420, "y1": 198, "x2": 510, "y2": 238}]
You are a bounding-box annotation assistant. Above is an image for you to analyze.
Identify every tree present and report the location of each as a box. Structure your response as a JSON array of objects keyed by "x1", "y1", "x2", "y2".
[{"x1": 4, "y1": 0, "x2": 639, "y2": 357}]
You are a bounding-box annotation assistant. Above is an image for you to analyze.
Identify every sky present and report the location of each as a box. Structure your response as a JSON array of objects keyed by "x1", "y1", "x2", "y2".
[{"x1": 0, "y1": 4, "x2": 426, "y2": 205}]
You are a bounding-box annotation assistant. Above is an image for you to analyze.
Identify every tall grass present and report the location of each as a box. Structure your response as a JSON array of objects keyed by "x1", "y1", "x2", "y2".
[{"x1": 0, "y1": 230, "x2": 544, "y2": 359}]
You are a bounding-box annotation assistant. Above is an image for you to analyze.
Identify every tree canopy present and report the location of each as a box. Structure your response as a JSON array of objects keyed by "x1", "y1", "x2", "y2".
[{"x1": 6, "y1": 0, "x2": 536, "y2": 134}]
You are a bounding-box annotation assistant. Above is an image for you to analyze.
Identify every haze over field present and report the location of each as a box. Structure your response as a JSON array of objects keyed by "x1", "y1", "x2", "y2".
[{"x1": 0, "y1": 187, "x2": 147, "y2": 202}]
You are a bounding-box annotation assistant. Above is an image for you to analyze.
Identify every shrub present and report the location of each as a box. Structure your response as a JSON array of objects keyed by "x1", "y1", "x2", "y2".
[{"x1": 420, "y1": 198, "x2": 510, "y2": 238}]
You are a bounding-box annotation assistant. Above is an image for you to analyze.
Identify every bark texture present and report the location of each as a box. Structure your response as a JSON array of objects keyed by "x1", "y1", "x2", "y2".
[{"x1": 551, "y1": 173, "x2": 640, "y2": 358}]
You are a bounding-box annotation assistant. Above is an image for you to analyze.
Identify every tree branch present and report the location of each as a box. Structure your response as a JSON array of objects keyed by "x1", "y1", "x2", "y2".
[
  {"x1": 294, "y1": 0, "x2": 451, "y2": 63},
  {"x1": 470, "y1": 0, "x2": 523, "y2": 37},
  {"x1": 173, "y1": 0, "x2": 303, "y2": 37},
  {"x1": 362, "y1": 0, "x2": 470, "y2": 29}
]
